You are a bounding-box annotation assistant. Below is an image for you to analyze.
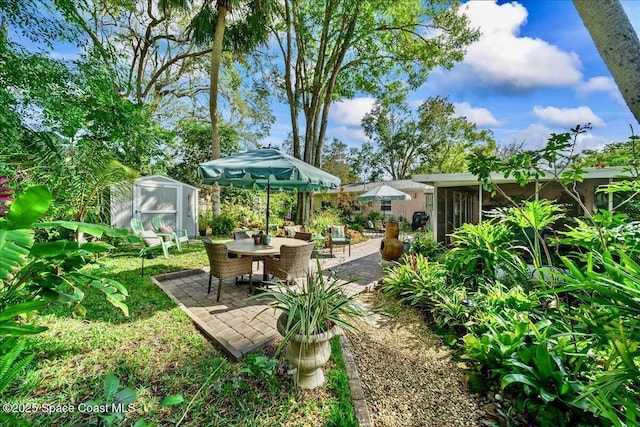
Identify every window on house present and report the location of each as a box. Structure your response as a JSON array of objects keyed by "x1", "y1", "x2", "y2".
[{"x1": 381, "y1": 200, "x2": 391, "y2": 212}]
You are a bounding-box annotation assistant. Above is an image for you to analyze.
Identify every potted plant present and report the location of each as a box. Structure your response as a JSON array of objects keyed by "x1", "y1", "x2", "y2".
[
  {"x1": 198, "y1": 212, "x2": 208, "y2": 236},
  {"x1": 259, "y1": 261, "x2": 364, "y2": 389}
]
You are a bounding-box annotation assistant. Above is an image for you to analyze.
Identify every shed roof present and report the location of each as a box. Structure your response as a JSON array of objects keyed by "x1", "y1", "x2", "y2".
[{"x1": 135, "y1": 174, "x2": 199, "y2": 190}]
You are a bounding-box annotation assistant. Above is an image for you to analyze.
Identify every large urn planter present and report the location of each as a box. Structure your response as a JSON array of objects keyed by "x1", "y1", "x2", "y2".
[
  {"x1": 277, "y1": 313, "x2": 341, "y2": 389},
  {"x1": 255, "y1": 260, "x2": 364, "y2": 390},
  {"x1": 380, "y1": 218, "x2": 404, "y2": 261}
]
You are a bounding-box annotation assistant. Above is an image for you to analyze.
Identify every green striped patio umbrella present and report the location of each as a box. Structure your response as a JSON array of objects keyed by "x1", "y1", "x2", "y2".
[{"x1": 198, "y1": 148, "x2": 340, "y2": 233}]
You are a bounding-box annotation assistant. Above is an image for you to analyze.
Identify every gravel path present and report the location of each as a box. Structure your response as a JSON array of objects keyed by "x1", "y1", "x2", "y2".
[{"x1": 346, "y1": 291, "x2": 486, "y2": 427}]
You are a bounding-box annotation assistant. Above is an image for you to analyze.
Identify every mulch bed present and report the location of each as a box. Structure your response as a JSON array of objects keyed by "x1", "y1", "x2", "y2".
[{"x1": 346, "y1": 291, "x2": 488, "y2": 427}]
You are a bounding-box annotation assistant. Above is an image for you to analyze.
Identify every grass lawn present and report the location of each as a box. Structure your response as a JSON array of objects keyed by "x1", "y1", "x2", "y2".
[{"x1": 6, "y1": 240, "x2": 356, "y2": 426}]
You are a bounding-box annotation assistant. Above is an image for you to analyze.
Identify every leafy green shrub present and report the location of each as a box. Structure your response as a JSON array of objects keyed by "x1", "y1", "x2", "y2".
[
  {"x1": 410, "y1": 230, "x2": 440, "y2": 259},
  {"x1": 445, "y1": 220, "x2": 525, "y2": 288},
  {"x1": 489, "y1": 200, "x2": 565, "y2": 268},
  {"x1": 554, "y1": 250, "x2": 640, "y2": 426},
  {"x1": 268, "y1": 216, "x2": 284, "y2": 230},
  {"x1": 348, "y1": 223, "x2": 363, "y2": 232},
  {"x1": 463, "y1": 129, "x2": 640, "y2": 426},
  {"x1": 477, "y1": 282, "x2": 537, "y2": 315},
  {"x1": 379, "y1": 254, "x2": 448, "y2": 309},
  {"x1": 489, "y1": 199, "x2": 564, "y2": 238},
  {"x1": 209, "y1": 213, "x2": 236, "y2": 235},
  {"x1": 366, "y1": 211, "x2": 385, "y2": 222},
  {"x1": 431, "y1": 287, "x2": 472, "y2": 334},
  {"x1": 561, "y1": 211, "x2": 640, "y2": 263},
  {"x1": 501, "y1": 340, "x2": 593, "y2": 426},
  {"x1": 463, "y1": 315, "x2": 547, "y2": 376},
  {"x1": 309, "y1": 208, "x2": 342, "y2": 235},
  {"x1": 221, "y1": 201, "x2": 261, "y2": 228},
  {"x1": 0, "y1": 182, "x2": 130, "y2": 397},
  {"x1": 348, "y1": 213, "x2": 367, "y2": 229}
]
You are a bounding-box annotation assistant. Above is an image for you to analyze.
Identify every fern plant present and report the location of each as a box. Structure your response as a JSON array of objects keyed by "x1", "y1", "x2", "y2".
[{"x1": 0, "y1": 338, "x2": 33, "y2": 394}]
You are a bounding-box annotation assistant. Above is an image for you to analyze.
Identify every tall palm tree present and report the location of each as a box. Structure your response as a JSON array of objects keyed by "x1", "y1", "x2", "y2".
[
  {"x1": 573, "y1": 0, "x2": 640, "y2": 124},
  {"x1": 160, "y1": 0, "x2": 273, "y2": 215}
]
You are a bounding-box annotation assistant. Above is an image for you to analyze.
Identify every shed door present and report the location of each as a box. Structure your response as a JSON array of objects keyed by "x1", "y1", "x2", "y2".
[{"x1": 134, "y1": 183, "x2": 181, "y2": 230}]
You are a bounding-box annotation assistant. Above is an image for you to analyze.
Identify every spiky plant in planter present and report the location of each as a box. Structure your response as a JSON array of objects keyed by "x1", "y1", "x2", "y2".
[{"x1": 259, "y1": 260, "x2": 363, "y2": 389}]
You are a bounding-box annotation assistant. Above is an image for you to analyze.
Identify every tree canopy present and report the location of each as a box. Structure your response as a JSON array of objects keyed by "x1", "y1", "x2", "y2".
[
  {"x1": 268, "y1": 0, "x2": 479, "y2": 221},
  {"x1": 1, "y1": 0, "x2": 488, "y2": 225},
  {"x1": 358, "y1": 95, "x2": 495, "y2": 179}
]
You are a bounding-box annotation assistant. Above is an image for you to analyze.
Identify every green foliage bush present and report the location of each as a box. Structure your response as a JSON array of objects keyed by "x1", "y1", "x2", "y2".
[
  {"x1": 410, "y1": 230, "x2": 440, "y2": 259},
  {"x1": 0, "y1": 181, "x2": 130, "y2": 398},
  {"x1": 379, "y1": 254, "x2": 448, "y2": 309},
  {"x1": 382, "y1": 130, "x2": 640, "y2": 426},
  {"x1": 445, "y1": 220, "x2": 525, "y2": 288},
  {"x1": 366, "y1": 211, "x2": 385, "y2": 221},
  {"x1": 221, "y1": 201, "x2": 263, "y2": 229},
  {"x1": 309, "y1": 208, "x2": 342, "y2": 235},
  {"x1": 209, "y1": 213, "x2": 236, "y2": 235},
  {"x1": 347, "y1": 213, "x2": 367, "y2": 232}
]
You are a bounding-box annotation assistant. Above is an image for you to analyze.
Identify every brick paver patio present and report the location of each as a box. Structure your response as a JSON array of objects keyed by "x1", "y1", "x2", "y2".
[{"x1": 152, "y1": 236, "x2": 385, "y2": 360}]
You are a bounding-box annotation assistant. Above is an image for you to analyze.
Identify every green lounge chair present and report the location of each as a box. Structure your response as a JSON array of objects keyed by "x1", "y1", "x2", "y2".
[
  {"x1": 151, "y1": 216, "x2": 189, "y2": 251},
  {"x1": 130, "y1": 218, "x2": 174, "y2": 258}
]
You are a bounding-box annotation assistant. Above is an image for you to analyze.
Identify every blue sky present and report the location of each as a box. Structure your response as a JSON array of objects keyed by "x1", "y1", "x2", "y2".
[
  {"x1": 266, "y1": 0, "x2": 640, "y2": 153},
  {"x1": 12, "y1": 1, "x2": 639, "y2": 154}
]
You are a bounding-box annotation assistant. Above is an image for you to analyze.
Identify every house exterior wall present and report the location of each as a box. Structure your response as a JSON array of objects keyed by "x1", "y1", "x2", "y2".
[
  {"x1": 312, "y1": 186, "x2": 430, "y2": 221},
  {"x1": 430, "y1": 177, "x2": 621, "y2": 243}
]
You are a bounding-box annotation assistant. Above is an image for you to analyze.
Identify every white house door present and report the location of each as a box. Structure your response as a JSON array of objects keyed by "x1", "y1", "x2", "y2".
[{"x1": 134, "y1": 183, "x2": 182, "y2": 230}]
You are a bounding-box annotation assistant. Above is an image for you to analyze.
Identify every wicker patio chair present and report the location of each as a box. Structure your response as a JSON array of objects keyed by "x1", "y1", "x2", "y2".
[
  {"x1": 203, "y1": 239, "x2": 253, "y2": 301},
  {"x1": 293, "y1": 231, "x2": 313, "y2": 242},
  {"x1": 233, "y1": 231, "x2": 250, "y2": 240},
  {"x1": 264, "y1": 242, "x2": 315, "y2": 286}
]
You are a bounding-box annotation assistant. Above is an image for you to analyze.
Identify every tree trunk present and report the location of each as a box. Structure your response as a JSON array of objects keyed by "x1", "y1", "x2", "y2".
[
  {"x1": 210, "y1": 3, "x2": 228, "y2": 217},
  {"x1": 573, "y1": 0, "x2": 640, "y2": 124}
]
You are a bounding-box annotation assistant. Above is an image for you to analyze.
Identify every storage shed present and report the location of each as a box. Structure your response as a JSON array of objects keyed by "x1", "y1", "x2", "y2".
[{"x1": 111, "y1": 175, "x2": 199, "y2": 237}]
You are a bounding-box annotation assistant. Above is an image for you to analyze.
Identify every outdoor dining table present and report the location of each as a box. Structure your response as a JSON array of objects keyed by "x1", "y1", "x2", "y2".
[{"x1": 225, "y1": 237, "x2": 310, "y2": 284}]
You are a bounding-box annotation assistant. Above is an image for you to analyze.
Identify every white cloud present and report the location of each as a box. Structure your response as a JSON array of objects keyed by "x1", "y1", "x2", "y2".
[
  {"x1": 329, "y1": 125, "x2": 368, "y2": 145},
  {"x1": 453, "y1": 102, "x2": 499, "y2": 126},
  {"x1": 457, "y1": 1, "x2": 583, "y2": 90},
  {"x1": 532, "y1": 105, "x2": 605, "y2": 127},
  {"x1": 575, "y1": 132, "x2": 613, "y2": 152},
  {"x1": 329, "y1": 97, "x2": 375, "y2": 126},
  {"x1": 501, "y1": 123, "x2": 557, "y2": 150},
  {"x1": 499, "y1": 124, "x2": 613, "y2": 152},
  {"x1": 576, "y1": 76, "x2": 625, "y2": 104},
  {"x1": 578, "y1": 76, "x2": 616, "y2": 94}
]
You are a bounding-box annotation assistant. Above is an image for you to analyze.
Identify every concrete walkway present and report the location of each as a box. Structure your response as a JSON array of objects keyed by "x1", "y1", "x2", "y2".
[{"x1": 152, "y1": 236, "x2": 385, "y2": 360}]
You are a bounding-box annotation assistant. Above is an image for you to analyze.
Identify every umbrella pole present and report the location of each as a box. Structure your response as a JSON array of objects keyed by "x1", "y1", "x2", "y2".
[{"x1": 266, "y1": 181, "x2": 270, "y2": 235}]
